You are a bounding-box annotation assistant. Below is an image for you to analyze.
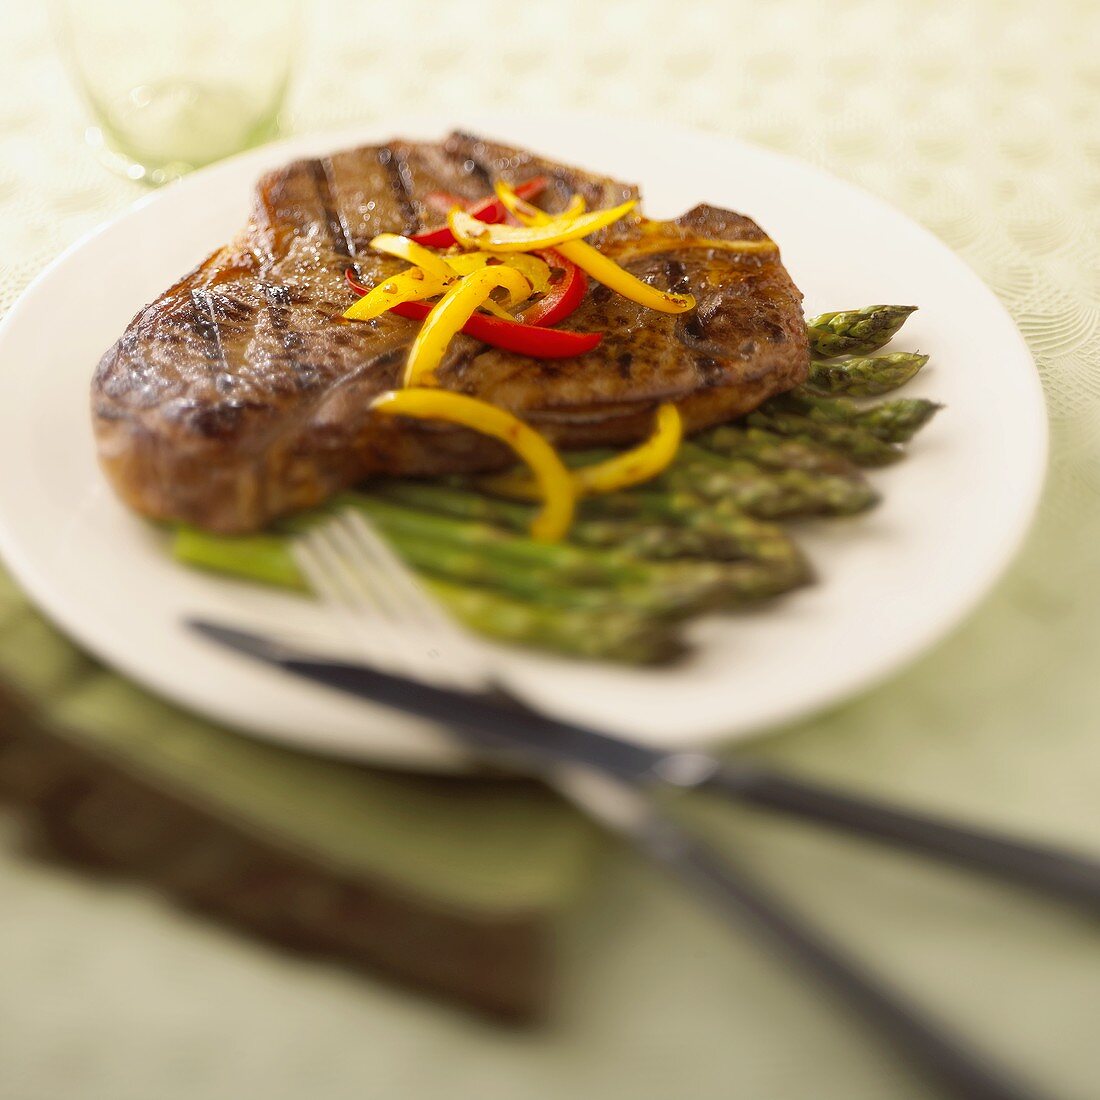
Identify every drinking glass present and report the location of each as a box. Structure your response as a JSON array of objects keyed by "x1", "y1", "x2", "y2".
[{"x1": 52, "y1": 0, "x2": 300, "y2": 185}]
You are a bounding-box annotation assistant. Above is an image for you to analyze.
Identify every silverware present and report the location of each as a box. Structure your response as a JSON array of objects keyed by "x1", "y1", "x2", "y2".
[{"x1": 189, "y1": 508, "x2": 1085, "y2": 1100}]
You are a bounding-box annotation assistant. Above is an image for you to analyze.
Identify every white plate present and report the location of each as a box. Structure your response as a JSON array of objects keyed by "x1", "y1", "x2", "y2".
[{"x1": 0, "y1": 113, "x2": 1046, "y2": 770}]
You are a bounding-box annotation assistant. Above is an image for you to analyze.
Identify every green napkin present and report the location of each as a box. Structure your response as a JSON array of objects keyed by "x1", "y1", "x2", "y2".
[{"x1": 0, "y1": 567, "x2": 596, "y2": 1020}]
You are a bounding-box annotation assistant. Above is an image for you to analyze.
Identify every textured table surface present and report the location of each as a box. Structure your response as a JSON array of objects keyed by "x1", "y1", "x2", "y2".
[{"x1": 2, "y1": 0, "x2": 1100, "y2": 1097}]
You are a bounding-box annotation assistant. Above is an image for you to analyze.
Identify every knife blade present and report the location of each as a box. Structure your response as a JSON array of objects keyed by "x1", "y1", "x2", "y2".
[{"x1": 189, "y1": 618, "x2": 685, "y2": 784}]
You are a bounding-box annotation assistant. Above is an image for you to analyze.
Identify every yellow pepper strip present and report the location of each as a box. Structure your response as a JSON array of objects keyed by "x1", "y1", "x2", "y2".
[
  {"x1": 493, "y1": 183, "x2": 575, "y2": 224},
  {"x1": 573, "y1": 403, "x2": 683, "y2": 494},
  {"x1": 371, "y1": 389, "x2": 576, "y2": 541},
  {"x1": 476, "y1": 297, "x2": 516, "y2": 321},
  {"x1": 494, "y1": 181, "x2": 696, "y2": 315},
  {"x1": 369, "y1": 234, "x2": 458, "y2": 281},
  {"x1": 343, "y1": 268, "x2": 449, "y2": 321},
  {"x1": 482, "y1": 403, "x2": 684, "y2": 500},
  {"x1": 364, "y1": 237, "x2": 511, "y2": 319},
  {"x1": 555, "y1": 241, "x2": 696, "y2": 313},
  {"x1": 444, "y1": 251, "x2": 553, "y2": 296},
  {"x1": 367, "y1": 237, "x2": 528, "y2": 319},
  {"x1": 448, "y1": 198, "x2": 636, "y2": 253},
  {"x1": 403, "y1": 266, "x2": 532, "y2": 387}
]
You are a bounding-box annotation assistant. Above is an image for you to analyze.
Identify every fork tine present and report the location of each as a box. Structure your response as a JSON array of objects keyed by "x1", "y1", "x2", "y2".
[
  {"x1": 320, "y1": 519, "x2": 398, "y2": 618},
  {"x1": 315, "y1": 517, "x2": 433, "y2": 673},
  {"x1": 336, "y1": 510, "x2": 489, "y2": 683},
  {"x1": 294, "y1": 509, "x2": 490, "y2": 689},
  {"x1": 293, "y1": 528, "x2": 397, "y2": 667},
  {"x1": 341, "y1": 510, "x2": 459, "y2": 636}
]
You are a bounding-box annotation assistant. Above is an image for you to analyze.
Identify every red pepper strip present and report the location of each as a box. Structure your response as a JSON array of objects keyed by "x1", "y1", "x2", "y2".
[
  {"x1": 391, "y1": 301, "x2": 601, "y2": 358},
  {"x1": 411, "y1": 177, "x2": 549, "y2": 248},
  {"x1": 519, "y1": 250, "x2": 588, "y2": 327},
  {"x1": 344, "y1": 270, "x2": 601, "y2": 358},
  {"x1": 424, "y1": 190, "x2": 466, "y2": 217}
]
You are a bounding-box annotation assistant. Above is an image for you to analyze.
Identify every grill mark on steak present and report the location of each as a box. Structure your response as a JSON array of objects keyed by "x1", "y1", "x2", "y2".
[
  {"x1": 444, "y1": 135, "x2": 494, "y2": 194},
  {"x1": 309, "y1": 156, "x2": 360, "y2": 273},
  {"x1": 259, "y1": 282, "x2": 311, "y2": 367},
  {"x1": 376, "y1": 145, "x2": 420, "y2": 234},
  {"x1": 448, "y1": 133, "x2": 640, "y2": 242},
  {"x1": 189, "y1": 288, "x2": 229, "y2": 368},
  {"x1": 92, "y1": 136, "x2": 809, "y2": 533},
  {"x1": 455, "y1": 140, "x2": 585, "y2": 222},
  {"x1": 261, "y1": 283, "x2": 291, "y2": 330}
]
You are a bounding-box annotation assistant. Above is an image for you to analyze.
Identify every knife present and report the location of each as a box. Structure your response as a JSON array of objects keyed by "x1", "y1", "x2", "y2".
[{"x1": 191, "y1": 618, "x2": 1100, "y2": 909}]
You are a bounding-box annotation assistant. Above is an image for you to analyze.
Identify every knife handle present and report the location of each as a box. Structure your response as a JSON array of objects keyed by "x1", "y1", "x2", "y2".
[
  {"x1": 703, "y1": 763, "x2": 1100, "y2": 909},
  {"x1": 633, "y1": 813, "x2": 1051, "y2": 1100}
]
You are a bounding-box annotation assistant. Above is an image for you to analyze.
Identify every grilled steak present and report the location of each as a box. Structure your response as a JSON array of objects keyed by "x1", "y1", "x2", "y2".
[{"x1": 92, "y1": 133, "x2": 809, "y2": 533}]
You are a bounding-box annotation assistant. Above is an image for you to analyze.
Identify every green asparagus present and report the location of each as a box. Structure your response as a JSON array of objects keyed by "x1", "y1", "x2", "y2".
[
  {"x1": 338, "y1": 494, "x2": 804, "y2": 617},
  {"x1": 376, "y1": 479, "x2": 797, "y2": 564},
  {"x1": 694, "y1": 425, "x2": 859, "y2": 476},
  {"x1": 174, "y1": 527, "x2": 307, "y2": 591},
  {"x1": 171, "y1": 526, "x2": 680, "y2": 664},
  {"x1": 745, "y1": 410, "x2": 902, "y2": 467},
  {"x1": 425, "y1": 580, "x2": 683, "y2": 664},
  {"x1": 660, "y1": 443, "x2": 880, "y2": 515},
  {"x1": 806, "y1": 305, "x2": 916, "y2": 359},
  {"x1": 806, "y1": 352, "x2": 930, "y2": 397},
  {"x1": 768, "y1": 390, "x2": 942, "y2": 444},
  {"x1": 578, "y1": 488, "x2": 804, "y2": 566}
]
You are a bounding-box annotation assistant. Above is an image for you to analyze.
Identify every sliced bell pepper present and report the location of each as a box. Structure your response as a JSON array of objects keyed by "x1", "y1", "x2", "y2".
[
  {"x1": 411, "y1": 177, "x2": 549, "y2": 248},
  {"x1": 443, "y1": 250, "x2": 553, "y2": 296},
  {"x1": 369, "y1": 233, "x2": 458, "y2": 281},
  {"x1": 424, "y1": 190, "x2": 466, "y2": 217},
  {"x1": 572, "y1": 403, "x2": 683, "y2": 494},
  {"x1": 346, "y1": 269, "x2": 604, "y2": 359},
  {"x1": 556, "y1": 239, "x2": 696, "y2": 314},
  {"x1": 494, "y1": 181, "x2": 696, "y2": 315},
  {"x1": 364, "y1": 238, "x2": 518, "y2": 318},
  {"x1": 482, "y1": 403, "x2": 683, "y2": 500},
  {"x1": 448, "y1": 198, "x2": 636, "y2": 253},
  {"x1": 519, "y1": 250, "x2": 587, "y2": 326},
  {"x1": 403, "y1": 266, "x2": 532, "y2": 386},
  {"x1": 394, "y1": 301, "x2": 602, "y2": 359},
  {"x1": 371, "y1": 388, "x2": 576, "y2": 541},
  {"x1": 342, "y1": 267, "x2": 449, "y2": 321}
]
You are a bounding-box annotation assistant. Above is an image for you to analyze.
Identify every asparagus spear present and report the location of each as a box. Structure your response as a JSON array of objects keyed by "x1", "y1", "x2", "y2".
[
  {"x1": 344, "y1": 494, "x2": 812, "y2": 613},
  {"x1": 363, "y1": 524, "x2": 714, "y2": 618},
  {"x1": 171, "y1": 526, "x2": 680, "y2": 664},
  {"x1": 768, "y1": 391, "x2": 942, "y2": 444},
  {"x1": 473, "y1": 440, "x2": 873, "y2": 517},
  {"x1": 659, "y1": 443, "x2": 880, "y2": 515},
  {"x1": 425, "y1": 580, "x2": 684, "y2": 664},
  {"x1": 578, "y1": 487, "x2": 805, "y2": 566},
  {"x1": 174, "y1": 527, "x2": 308, "y2": 591},
  {"x1": 745, "y1": 410, "x2": 902, "y2": 467},
  {"x1": 374, "y1": 480, "x2": 796, "y2": 564},
  {"x1": 806, "y1": 352, "x2": 930, "y2": 397},
  {"x1": 694, "y1": 425, "x2": 859, "y2": 476},
  {"x1": 333, "y1": 495, "x2": 650, "y2": 587},
  {"x1": 806, "y1": 305, "x2": 916, "y2": 359},
  {"x1": 844, "y1": 397, "x2": 940, "y2": 442}
]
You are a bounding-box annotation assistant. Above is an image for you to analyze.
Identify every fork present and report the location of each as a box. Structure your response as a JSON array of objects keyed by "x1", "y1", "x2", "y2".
[{"x1": 287, "y1": 508, "x2": 1076, "y2": 1100}]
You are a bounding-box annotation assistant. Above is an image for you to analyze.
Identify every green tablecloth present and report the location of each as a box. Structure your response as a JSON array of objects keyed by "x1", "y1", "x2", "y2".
[{"x1": 2, "y1": 0, "x2": 1100, "y2": 1096}]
